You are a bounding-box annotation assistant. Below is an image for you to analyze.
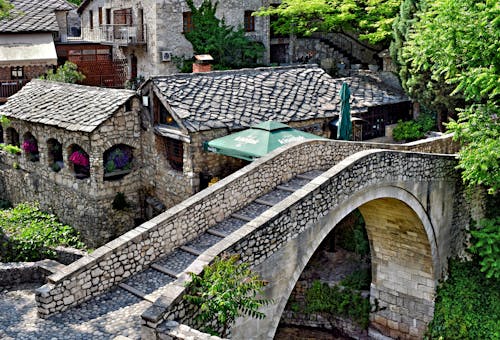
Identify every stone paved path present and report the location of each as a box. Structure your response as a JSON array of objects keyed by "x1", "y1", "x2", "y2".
[{"x1": 0, "y1": 170, "x2": 323, "y2": 339}]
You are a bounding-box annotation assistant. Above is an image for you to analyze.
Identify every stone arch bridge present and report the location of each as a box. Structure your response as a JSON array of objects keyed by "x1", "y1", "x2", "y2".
[{"x1": 35, "y1": 136, "x2": 469, "y2": 339}]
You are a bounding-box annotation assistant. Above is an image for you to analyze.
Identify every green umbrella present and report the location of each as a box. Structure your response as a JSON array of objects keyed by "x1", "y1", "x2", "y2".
[
  {"x1": 205, "y1": 121, "x2": 326, "y2": 161},
  {"x1": 337, "y1": 82, "x2": 352, "y2": 140}
]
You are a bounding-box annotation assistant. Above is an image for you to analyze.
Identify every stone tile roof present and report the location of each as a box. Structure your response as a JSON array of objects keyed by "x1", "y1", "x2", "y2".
[
  {"x1": 0, "y1": 80, "x2": 135, "y2": 133},
  {"x1": 150, "y1": 65, "x2": 408, "y2": 133},
  {"x1": 0, "y1": 0, "x2": 73, "y2": 33}
]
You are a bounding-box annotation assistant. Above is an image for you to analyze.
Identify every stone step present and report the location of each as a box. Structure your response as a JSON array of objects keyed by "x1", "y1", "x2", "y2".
[
  {"x1": 236, "y1": 202, "x2": 269, "y2": 219},
  {"x1": 185, "y1": 232, "x2": 223, "y2": 253},
  {"x1": 151, "y1": 263, "x2": 178, "y2": 279},
  {"x1": 118, "y1": 283, "x2": 153, "y2": 303},
  {"x1": 121, "y1": 268, "x2": 175, "y2": 298},
  {"x1": 258, "y1": 188, "x2": 292, "y2": 205},
  {"x1": 208, "y1": 217, "x2": 246, "y2": 236},
  {"x1": 155, "y1": 248, "x2": 198, "y2": 276},
  {"x1": 179, "y1": 245, "x2": 202, "y2": 256},
  {"x1": 207, "y1": 228, "x2": 228, "y2": 238},
  {"x1": 296, "y1": 173, "x2": 315, "y2": 181},
  {"x1": 276, "y1": 185, "x2": 296, "y2": 193},
  {"x1": 254, "y1": 198, "x2": 274, "y2": 207},
  {"x1": 231, "y1": 213, "x2": 253, "y2": 222}
]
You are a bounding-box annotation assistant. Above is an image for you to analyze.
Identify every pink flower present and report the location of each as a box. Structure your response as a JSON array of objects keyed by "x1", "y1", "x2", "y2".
[
  {"x1": 69, "y1": 150, "x2": 89, "y2": 167},
  {"x1": 22, "y1": 139, "x2": 38, "y2": 154}
]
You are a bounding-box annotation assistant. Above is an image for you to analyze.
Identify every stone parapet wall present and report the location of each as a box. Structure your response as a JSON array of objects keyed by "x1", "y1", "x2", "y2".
[{"x1": 0, "y1": 259, "x2": 66, "y2": 286}]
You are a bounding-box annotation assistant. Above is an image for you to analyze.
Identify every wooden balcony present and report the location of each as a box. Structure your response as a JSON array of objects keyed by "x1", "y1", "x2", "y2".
[
  {"x1": 76, "y1": 25, "x2": 147, "y2": 46},
  {"x1": 0, "y1": 79, "x2": 28, "y2": 103}
]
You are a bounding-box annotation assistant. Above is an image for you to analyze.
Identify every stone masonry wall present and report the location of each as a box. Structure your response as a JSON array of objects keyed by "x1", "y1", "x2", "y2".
[{"x1": 0, "y1": 98, "x2": 145, "y2": 247}]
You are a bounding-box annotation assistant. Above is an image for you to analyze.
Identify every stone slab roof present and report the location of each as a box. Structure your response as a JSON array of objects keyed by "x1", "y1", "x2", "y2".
[
  {"x1": 150, "y1": 65, "x2": 408, "y2": 133},
  {"x1": 0, "y1": 0, "x2": 73, "y2": 33},
  {"x1": 0, "y1": 80, "x2": 135, "y2": 133}
]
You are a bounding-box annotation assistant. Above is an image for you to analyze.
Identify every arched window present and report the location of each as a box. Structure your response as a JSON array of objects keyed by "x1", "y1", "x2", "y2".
[
  {"x1": 0, "y1": 125, "x2": 3, "y2": 144},
  {"x1": 47, "y1": 138, "x2": 64, "y2": 172},
  {"x1": 22, "y1": 132, "x2": 39, "y2": 162},
  {"x1": 103, "y1": 144, "x2": 133, "y2": 180},
  {"x1": 68, "y1": 144, "x2": 90, "y2": 179},
  {"x1": 6, "y1": 127, "x2": 20, "y2": 147}
]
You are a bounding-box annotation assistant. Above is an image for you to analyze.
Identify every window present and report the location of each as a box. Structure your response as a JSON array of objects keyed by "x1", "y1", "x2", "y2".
[
  {"x1": 89, "y1": 10, "x2": 94, "y2": 29},
  {"x1": 68, "y1": 144, "x2": 90, "y2": 179},
  {"x1": 47, "y1": 138, "x2": 64, "y2": 172},
  {"x1": 6, "y1": 127, "x2": 20, "y2": 147},
  {"x1": 183, "y1": 12, "x2": 193, "y2": 33},
  {"x1": 98, "y1": 7, "x2": 103, "y2": 26},
  {"x1": 0, "y1": 125, "x2": 3, "y2": 144},
  {"x1": 106, "y1": 8, "x2": 111, "y2": 25},
  {"x1": 244, "y1": 11, "x2": 255, "y2": 32},
  {"x1": 114, "y1": 8, "x2": 133, "y2": 26},
  {"x1": 166, "y1": 138, "x2": 183, "y2": 171},
  {"x1": 154, "y1": 96, "x2": 178, "y2": 127},
  {"x1": 11, "y1": 66, "x2": 23, "y2": 79},
  {"x1": 103, "y1": 144, "x2": 133, "y2": 180},
  {"x1": 22, "y1": 132, "x2": 39, "y2": 162}
]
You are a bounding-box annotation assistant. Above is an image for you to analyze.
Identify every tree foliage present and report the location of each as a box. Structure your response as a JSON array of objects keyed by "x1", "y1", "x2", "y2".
[
  {"x1": 469, "y1": 217, "x2": 500, "y2": 279},
  {"x1": 39, "y1": 61, "x2": 85, "y2": 83},
  {"x1": 400, "y1": 0, "x2": 499, "y2": 193},
  {"x1": 0, "y1": 0, "x2": 13, "y2": 19},
  {"x1": 184, "y1": 0, "x2": 264, "y2": 70},
  {"x1": 255, "y1": 0, "x2": 401, "y2": 45},
  {"x1": 427, "y1": 259, "x2": 500, "y2": 339},
  {"x1": 184, "y1": 254, "x2": 271, "y2": 337}
]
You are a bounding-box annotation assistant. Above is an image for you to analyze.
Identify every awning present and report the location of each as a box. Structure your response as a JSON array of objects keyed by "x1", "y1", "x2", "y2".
[
  {"x1": 205, "y1": 121, "x2": 326, "y2": 161},
  {"x1": 0, "y1": 33, "x2": 57, "y2": 66}
]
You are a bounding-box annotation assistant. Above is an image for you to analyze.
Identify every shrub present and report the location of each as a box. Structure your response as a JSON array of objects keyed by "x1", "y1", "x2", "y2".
[
  {"x1": 393, "y1": 112, "x2": 437, "y2": 142},
  {"x1": 305, "y1": 279, "x2": 370, "y2": 329},
  {"x1": 184, "y1": 254, "x2": 271, "y2": 336},
  {"x1": 0, "y1": 202, "x2": 85, "y2": 262},
  {"x1": 0, "y1": 143, "x2": 21, "y2": 154},
  {"x1": 426, "y1": 259, "x2": 500, "y2": 339}
]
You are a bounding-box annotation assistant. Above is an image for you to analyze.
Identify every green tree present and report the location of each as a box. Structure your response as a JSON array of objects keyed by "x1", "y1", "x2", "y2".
[
  {"x1": 184, "y1": 254, "x2": 271, "y2": 337},
  {"x1": 40, "y1": 61, "x2": 85, "y2": 83},
  {"x1": 0, "y1": 0, "x2": 13, "y2": 19},
  {"x1": 184, "y1": 0, "x2": 264, "y2": 70},
  {"x1": 400, "y1": 0, "x2": 499, "y2": 192},
  {"x1": 255, "y1": 0, "x2": 401, "y2": 45}
]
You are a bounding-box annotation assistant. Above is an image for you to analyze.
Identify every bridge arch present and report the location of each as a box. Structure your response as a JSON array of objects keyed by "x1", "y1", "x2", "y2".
[{"x1": 235, "y1": 185, "x2": 440, "y2": 340}]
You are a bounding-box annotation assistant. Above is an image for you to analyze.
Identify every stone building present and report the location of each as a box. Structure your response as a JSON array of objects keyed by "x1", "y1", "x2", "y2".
[
  {"x1": 0, "y1": 80, "x2": 141, "y2": 247},
  {"x1": 0, "y1": 65, "x2": 409, "y2": 246},
  {"x1": 0, "y1": 0, "x2": 74, "y2": 102},
  {"x1": 75, "y1": 0, "x2": 270, "y2": 81}
]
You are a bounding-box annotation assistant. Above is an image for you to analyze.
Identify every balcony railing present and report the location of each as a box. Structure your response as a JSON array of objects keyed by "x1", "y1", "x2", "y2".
[
  {"x1": 0, "y1": 79, "x2": 28, "y2": 102},
  {"x1": 76, "y1": 25, "x2": 147, "y2": 45}
]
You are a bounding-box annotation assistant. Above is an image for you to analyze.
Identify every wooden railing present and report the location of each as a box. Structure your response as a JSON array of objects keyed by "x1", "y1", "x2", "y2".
[{"x1": 0, "y1": 79, "x2": 28, "y2": 102}]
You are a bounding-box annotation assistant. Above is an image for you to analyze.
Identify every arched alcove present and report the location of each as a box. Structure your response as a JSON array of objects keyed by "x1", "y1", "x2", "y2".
[
  {"x1": 68, "y1": 144, "x2": 90, "y2": 179},
  {"x1": 103, "y1": 144, "x2": 133, "y2": 181},
  {"x1": 22, "y1": 132, "x2": 39, "y2": 162},
  {"x1": 47, "y1": 138, "x2": 64, "y2": 172},
  {"x1": 6, "y1": 127, "x2": 20, "y2": 147}
]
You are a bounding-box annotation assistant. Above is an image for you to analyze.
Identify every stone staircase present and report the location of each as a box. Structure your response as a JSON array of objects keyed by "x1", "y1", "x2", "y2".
[
  {"x1": 117, "y1": 171, "x2": 322, "y2": 306},
  {"x1": 37, "y1": 170, "x2": 324, "y2": 339}
]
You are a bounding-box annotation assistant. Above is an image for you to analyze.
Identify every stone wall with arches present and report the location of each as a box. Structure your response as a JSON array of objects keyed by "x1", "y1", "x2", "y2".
[{"x1": 0, "y1": 97, "x2": 147, "y2": 247}]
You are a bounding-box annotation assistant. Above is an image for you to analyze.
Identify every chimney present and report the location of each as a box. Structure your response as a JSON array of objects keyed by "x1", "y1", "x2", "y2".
[{"x1": 193, "y1": 54, "x2": 214, "y2": 73}]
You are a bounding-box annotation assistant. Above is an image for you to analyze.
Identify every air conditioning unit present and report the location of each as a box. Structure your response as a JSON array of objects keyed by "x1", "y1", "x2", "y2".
[{"x1": 161, "y1": 50, "x2": 172, "y2": 62}]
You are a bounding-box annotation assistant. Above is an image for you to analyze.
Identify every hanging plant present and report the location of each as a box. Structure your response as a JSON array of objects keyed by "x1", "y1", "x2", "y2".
[{"x1": 69, "y1": 150, "x2": 89, "y2": 168}]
